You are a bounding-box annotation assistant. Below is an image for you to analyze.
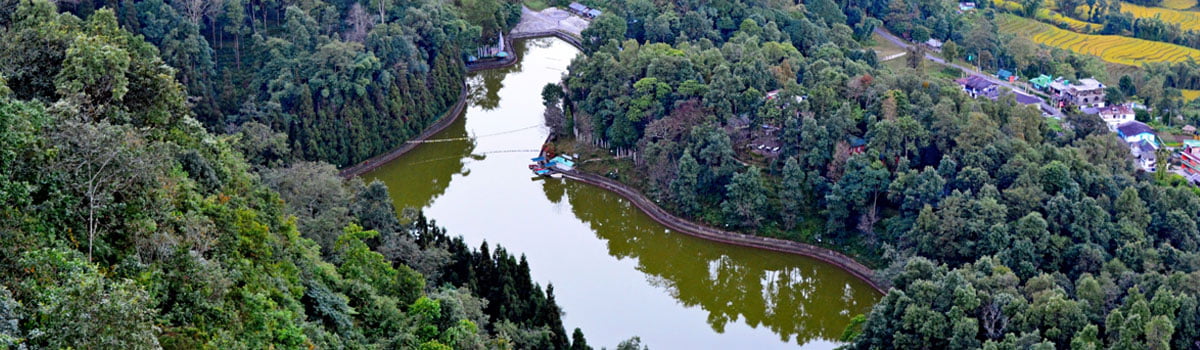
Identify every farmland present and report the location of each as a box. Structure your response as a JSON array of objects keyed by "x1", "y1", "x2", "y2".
[
  {"x1": 1118, "y1": 2, "x2": 1200, "y2": 31},
  {"x1": 1161, "y1": 0, "x2": 1197, "y2": 10},
  {"x1": 997, "y1": 14, "x2": 1200, "y2": 66},
  {"x1": 997, "y1": 0, "x2": 1101, "y2": 32},
  {"x1": 1040, "y1": 9, "x2": 1099, "y2": 32},
  {"x1": 1183, "y1": 89, "x2": 1200, "y2": 101}
]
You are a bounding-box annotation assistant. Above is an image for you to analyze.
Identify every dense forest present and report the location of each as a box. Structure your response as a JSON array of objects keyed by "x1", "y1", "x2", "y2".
[
  {"x1": 3, "y1": 0, "x2": 1200, "y2": 346},
  {"x1": 547, "y1": 0, "x2": 1200, "y2": 348},
  {"x1": 0, "y1": 1, "x2": 614, "y2": 348},
  {"x1": 1, "y1": 0, "x2": 522, "y2": 167}
]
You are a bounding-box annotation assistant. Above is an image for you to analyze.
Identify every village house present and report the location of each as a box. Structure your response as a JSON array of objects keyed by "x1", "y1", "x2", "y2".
[
  {"x1": 848, "y1": 136, "x2": 867, "y2": 155},
  {"x1": 1048, "y1": 78, "x2": 1106, "y2": 108},
  {"x1": 1117, "y1": 121, "x2": 1157, "y2": 145},
  {"x1": 924, "y1": 38, "x2": 943, "y2": 50},
  {"x1": 1131, "y1": 140, "x2": 1157, "y2": 172},
  {"x1": 568, "y1": 2, "x2": 601, "y2": 18},
  {"x1": 1096, "y1": 104, "x2": 1135, "y2": 131},
  {"x1": 959, "y1": 2, "x2": 976, "y2": 11},
  {"x1": 956, "y1": 75, "x2": 998, "y2": 99},
  {"x1": 1030, "y1": 74, "x2": 1053, "y2": 90},
  {"x1": 1181, "y1": 140, "x2": 1200, "y2": 175},
  {"x1": 997, "y1": 69, "x2": 1016, "y2": 83},
  {"x1": 568, "y1": 2, "x2": 588, "y2": 15}
]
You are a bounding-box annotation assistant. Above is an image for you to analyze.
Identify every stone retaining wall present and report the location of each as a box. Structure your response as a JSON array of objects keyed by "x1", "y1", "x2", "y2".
[{"x1": 561, "y1": 171, "x2": 890, "y2": 294}]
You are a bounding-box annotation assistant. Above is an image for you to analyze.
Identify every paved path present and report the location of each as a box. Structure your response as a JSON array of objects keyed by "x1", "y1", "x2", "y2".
[
  {"x1": 874, "y1": 28, "x2": 1065, "y2": 119},
  {"x1": 511, "y1": 6, "x2": 588, "y2": 38},
  {"x1": 560, "y1": 171, "x2": 889, "y2": 294},
  {"x1": 345, "y1": 11, "x2": 888, "y2": 292}
]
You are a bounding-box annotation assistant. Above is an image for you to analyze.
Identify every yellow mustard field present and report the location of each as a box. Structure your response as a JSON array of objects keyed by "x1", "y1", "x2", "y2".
[{"x1": 998, "y1": 15, "x2": 1200, "y2": 66}]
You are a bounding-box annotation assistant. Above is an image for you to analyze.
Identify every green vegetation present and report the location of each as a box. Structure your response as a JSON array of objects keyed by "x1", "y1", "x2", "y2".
[
  {"x1": 3, "y1": 0, "x2": 1200, "y2": 345},
  {"x1": 547, "y1": 0, "x2": 1200, "y2": 348},
  {"x1": 0, "y1": 1, "x2": 600, "y2": 348},
  {"x1": 0, "y1": 0, "x2": 522, "y2": 168}
]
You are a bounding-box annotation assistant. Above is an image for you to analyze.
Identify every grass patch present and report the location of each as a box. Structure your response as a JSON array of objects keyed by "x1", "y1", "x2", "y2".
[
  {"x1": 523, "y1": 0, "x2": 551, "y2": 11},
  {"x1": 936, "y1": 66, "x2": 965, "y2": 80},
  {"x1": 867, "y1": 32, "x2": 908, "y2": 59},
  {"x1": 1046, "y1": 117, "x2": 1064, "y2": 132}
]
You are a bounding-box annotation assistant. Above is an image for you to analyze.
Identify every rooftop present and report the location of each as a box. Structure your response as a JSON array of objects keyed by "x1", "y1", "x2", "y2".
[
  {"x1": 1137, "y1": 140, "x2": 1157, "y2": 153},
  {"x1": 1117, "y1": 121, "x2": 1154, "y2": 137},
  {"x1": 957, "y1": 75, "x2": 996, "y2": 92},
  {"x1": 1013, "y1": 91, "x2": 1041, "y2": 105},
  {"x1": 1098, "y1": 104, "x2": 1133, "y2": 116},
  {"x1": 1074, "y1": 78, "x2": 1104, "y2": 91},
  {"x1": 1030, "y1": 75, "x2": 1053, "y2": 86},
  {"x1": 848, "y1": 135, "x2": 867, "y2": 147}
]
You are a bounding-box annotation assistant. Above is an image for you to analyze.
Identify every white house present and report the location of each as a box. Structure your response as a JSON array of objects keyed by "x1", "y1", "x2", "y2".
[
  {"x1": 1130, "y1": 140, "x2": 1157, "y2": 172},
  {"x1": 1097, "y1": 104, "x2": 1135, "y2": 131}
]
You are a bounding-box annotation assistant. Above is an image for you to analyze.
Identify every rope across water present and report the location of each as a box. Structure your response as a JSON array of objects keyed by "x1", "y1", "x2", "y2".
[{"x1": 405, "y1": 124, "x2": 543, "y2": 144}]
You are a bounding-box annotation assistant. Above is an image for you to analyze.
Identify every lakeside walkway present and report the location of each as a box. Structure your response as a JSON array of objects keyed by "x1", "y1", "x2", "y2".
[
  {"x1": 341, "y1": 9, "x2": 890, "y2": 295},
  {"x1": 559, "y1": 171, "x2": 889, "y2": 294}
]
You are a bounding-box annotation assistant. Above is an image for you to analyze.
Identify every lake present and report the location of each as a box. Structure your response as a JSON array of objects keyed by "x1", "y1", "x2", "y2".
[{"x1": 364, "y1": 37, "x2": 880, "y2": 349}]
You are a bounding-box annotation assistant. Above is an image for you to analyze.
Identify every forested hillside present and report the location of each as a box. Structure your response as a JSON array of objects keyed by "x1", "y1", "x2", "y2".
[
  {"x1": 1, "y1": 0, "x2": 521, "y2": 167},
  {"x1": 550, "y1": 0, "x2": 1200, "y2": 348},
  {"x1": 0, "y1": 2, "x2": 588, "y2": 348}
]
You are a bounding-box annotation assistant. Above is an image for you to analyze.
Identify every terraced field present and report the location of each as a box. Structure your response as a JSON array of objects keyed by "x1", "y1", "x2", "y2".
[
  {"x1": 998, "y1": 15, "x2": 1200, "y2": 66},
  {"x1": 1119, "y1": 2, "x2": 1200, "y2": 31},
  {"x1": 1039, "y1": 10, "x2": 1099, "y2": 32},
  {"x1": 1162, "y1": 0, "x2": 1197, "y2": 9},
  {"x1": 1000, "y1": 0, "x2": 1101, "y2": 32}
]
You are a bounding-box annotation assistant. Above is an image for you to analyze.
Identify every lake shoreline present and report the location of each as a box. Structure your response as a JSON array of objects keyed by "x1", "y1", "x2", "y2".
[
  {"x1": 339, "y1": 30, "x2": 580, "y2": 179},
  {"x1": 344, "y1": 34, "x2": 889, "y2": 299},
  {"x1": 559, "y1": 171, "x2": 889, "y2": 294}
]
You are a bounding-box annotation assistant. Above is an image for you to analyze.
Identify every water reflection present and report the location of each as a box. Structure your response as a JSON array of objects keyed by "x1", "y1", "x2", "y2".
[
  {"x1": 553, "y1": 181, "x2": 878, "y2": 346},
  {"x1": 365, "y1": 37, "x2": 879, "y2": 349},
  {"x1": 365, "y1": 111, "x2": 475, "y2": 210}
]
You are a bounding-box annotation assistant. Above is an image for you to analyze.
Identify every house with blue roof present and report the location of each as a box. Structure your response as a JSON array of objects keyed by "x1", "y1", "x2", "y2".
[{"x1": 1117, "y1": 121, "x2": 1157, "y2": 146}]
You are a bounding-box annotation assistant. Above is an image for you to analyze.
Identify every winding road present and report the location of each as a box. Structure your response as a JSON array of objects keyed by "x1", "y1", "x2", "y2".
[{"x1": 873, "y1": 28, "x2": 1066, "y2": 119}]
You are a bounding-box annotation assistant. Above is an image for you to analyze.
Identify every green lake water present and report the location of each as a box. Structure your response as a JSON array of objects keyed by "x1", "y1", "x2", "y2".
[{"x1": 364, "y1": 37, "x2": 881, "y2": 349}]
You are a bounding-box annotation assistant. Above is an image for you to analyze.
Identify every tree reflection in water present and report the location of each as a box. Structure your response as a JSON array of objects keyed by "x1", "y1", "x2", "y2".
[
  {"x1": 367, "y1": 37, "x2": 881, "y2": 348},
  {"x1": 550, "y1": 180, "x2": 879, "y2": 346}
]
